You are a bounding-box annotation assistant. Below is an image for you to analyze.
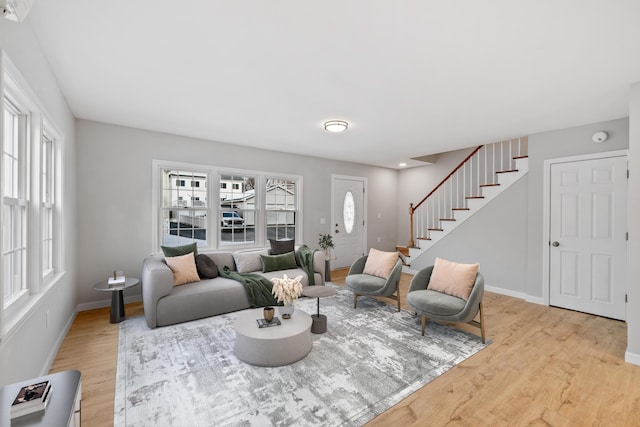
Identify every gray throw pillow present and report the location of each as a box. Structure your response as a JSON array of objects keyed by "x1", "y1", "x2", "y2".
[
  {"x1": 268, "y1": 239, "x2": 295, "y2": 255},
  {"x1": 195, "y1": 254, "x2": 219, "y2": 279},
  {"x1": 161, "y1": 242, "x2": 198, "y2": 258},
  {"x1": 260, "y1": 251, "x2": 298, "y2": 273},
  {"x1": 233, "y1": 250, "x2": 268, "y2": 273}
]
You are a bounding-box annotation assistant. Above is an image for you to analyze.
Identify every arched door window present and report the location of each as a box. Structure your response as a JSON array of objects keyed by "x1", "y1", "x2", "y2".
[{"x1": 343, "y1": 191, "x2": 355, "y2": 234}]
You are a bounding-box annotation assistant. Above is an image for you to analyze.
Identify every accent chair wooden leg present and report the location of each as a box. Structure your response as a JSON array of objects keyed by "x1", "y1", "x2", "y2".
[
  {"x1": 353, "y1": 293, "x2": 358, "y2": 309},
  {"x1": 421, "y1": 315, "x2": 426, "y2": 336},
  {"x1": 479, "y1": 302, "x2": 486, "y2": 344}
]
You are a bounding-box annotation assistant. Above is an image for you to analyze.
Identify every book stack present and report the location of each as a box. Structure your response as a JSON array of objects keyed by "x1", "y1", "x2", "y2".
[
  {"x1": 257, "y1": 317, "x2": 281, "y2": 328},
  {"x1": 10, "y1": 381, "x2": 52, "y2": 419},
  {"x1": 108, "y1": 273, "x2": 125, "y2": 288}
]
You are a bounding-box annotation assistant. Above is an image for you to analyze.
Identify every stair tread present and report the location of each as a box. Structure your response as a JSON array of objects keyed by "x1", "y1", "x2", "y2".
[
  {"x1": 513, "y1": 155, "x2": 529, "y2": 159},
  {"x1": 427, "y1": 228, "x2": 443, "y2": 231},
  {"x1": 417, "y1": 237, "x2": 431, "y2": 241},
  {"x1": 440, "y1": 218, "x2": 456, "y2": 221},
  {"x1": 496, "y1": 169, "x2": 519, "y2": 174},
  {"x1": 480, "y1": 183, "x2": 500, "y2": 187},
  {"x1": 465, "y1": 196, "x2": 484, "y2": 199},
  {"x1": 452, "y1": 208, "x2": 470, "y2": 211}
]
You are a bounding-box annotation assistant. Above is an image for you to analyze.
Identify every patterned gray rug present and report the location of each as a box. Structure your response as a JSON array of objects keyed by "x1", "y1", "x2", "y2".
[{"x1": 114, "y1": 284, "x2": 487, "y2": 426}]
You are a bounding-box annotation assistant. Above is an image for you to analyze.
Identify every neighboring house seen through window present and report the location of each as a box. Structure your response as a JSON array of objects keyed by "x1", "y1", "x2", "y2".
[{"x1": 153, "y1": 161, "x2": 301, "y2": 252}]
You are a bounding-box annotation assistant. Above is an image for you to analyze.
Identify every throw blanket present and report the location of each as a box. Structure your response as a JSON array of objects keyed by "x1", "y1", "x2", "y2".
[
  {"x1": 296, "y1": 244, "x2": 318, "y2": 286},
  {"x1": 219, "y1": 267, "x2": 279, "y2": 307}
]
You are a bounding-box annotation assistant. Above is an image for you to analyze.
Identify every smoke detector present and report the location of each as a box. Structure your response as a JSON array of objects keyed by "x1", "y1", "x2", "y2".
[{"x1": 0, "y1": 0, "x2": 34, "y2": 23}]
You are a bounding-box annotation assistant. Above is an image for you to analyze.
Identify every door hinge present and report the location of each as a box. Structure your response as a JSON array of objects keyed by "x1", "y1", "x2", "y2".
[
  {"x1": 627, "y1": 232, "x2": 629, "y2": 241},
  {"x1": 627, "y1": 169, "x2": 630, "y2": 179},
  {"x1": 625, "y1": 294, "x2": 628, "y2": 303}
]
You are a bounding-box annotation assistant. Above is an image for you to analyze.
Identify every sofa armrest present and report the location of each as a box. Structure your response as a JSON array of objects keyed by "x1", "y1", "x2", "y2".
[
  {"x1": 313, "y1": 250, "x2": 326, "y2": 284},
  {"x1": 141, "y1": 256, "x2": 174, "y2": 328}
]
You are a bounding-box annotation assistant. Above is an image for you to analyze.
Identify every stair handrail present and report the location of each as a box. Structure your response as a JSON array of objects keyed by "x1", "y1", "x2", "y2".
[{"x1": 408, "y1": 145, "x2": 483, "y2": 247}]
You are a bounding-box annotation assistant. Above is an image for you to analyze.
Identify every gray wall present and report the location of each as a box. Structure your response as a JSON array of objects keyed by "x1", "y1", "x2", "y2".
[
  {"x1": 75, "y1": 120, "x2": 399, "y2": 306},
  {"x1": 0, "y1": 19, "x2": 78, "y2": 385},
  {"x1": 408, "y1": 175, "x2": 529, "y2": 295},
  {"x1": 525, "y1": 117, "x2": 629, "y2": 299},
  {"x1": 396, "y1": 148, "x2": 474, "y2": 246}
]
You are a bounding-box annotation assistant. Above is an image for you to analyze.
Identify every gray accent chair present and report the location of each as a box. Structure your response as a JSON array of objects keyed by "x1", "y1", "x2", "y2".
[
  {"x1": 345, "y1": 255, "x2": 403, "y2": 312},
  {"x1": 407, "y1": 266, "x2": 486, "y2": 343}
]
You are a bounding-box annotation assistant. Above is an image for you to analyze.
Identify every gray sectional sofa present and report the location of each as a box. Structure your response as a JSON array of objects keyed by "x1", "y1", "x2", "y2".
[{"x1": 141, "y1": 248, "x2": 326, "y2": 328}]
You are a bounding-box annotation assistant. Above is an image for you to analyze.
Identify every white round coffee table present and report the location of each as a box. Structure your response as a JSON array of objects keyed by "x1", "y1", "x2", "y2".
[{"x1": 234, "y1": 307, "x2": 312, "y2": 367}]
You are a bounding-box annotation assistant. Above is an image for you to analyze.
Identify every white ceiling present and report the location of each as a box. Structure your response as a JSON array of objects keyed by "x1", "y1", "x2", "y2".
[{"x1": 26, "y1": 1, "x2": 640, "y2": 169}]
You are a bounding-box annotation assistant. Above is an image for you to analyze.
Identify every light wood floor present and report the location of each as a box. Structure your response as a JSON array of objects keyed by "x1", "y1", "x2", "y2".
[{"x1": 50, "y1": 269, "x2": 640, "y2": 426}]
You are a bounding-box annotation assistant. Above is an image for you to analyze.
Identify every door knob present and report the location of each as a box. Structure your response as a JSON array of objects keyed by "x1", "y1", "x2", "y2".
[{"x1": 552, "y1": 241, "x2": 559, "y2": 247}]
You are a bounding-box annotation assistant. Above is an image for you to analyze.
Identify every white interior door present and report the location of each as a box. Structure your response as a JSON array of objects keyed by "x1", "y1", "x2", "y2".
[
  {"x1": 331, "y1": 176, "x2": 366, "y2": 269},
  {"x1": 549, "y1": 155, "x2": 627, "y2": 320}
]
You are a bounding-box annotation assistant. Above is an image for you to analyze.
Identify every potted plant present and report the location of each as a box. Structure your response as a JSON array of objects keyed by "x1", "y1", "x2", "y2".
[
  {"x1": 272, "y1": 274, "x2": 304, "y2": 319},
  {"x1": 318, "y1": 233, "x2": 334, "y2": 259}
]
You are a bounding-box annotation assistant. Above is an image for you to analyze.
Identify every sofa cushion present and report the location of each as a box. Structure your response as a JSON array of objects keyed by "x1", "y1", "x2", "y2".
[
  {"x1": 161, "y1": 242, "x2": 198, "y2": 258},
  {"x1": 260, "y1": 251, "x2": 298, "y2": 273},
  {"x1": 268, "y1": 239, "x2": 295, "y2": 255},
  {"x1": 233, "y1": 250, "x2": 268, "y2": 273},
  {"x1": 427, "y1": 257, "x2": 479, "y2": 301},
  {"x1": 165, "y1": 252, "x2": 201, "y2": 286},
  {"x1": 363, "y1": 248, "x2": 398, "y2": 279},
  {"x1": 195, "y1": 254, "x2": 219, "y2": 279}
]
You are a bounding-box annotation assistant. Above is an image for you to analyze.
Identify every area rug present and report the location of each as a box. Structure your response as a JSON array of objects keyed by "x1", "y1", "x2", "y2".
[{"x1": 114, "y1": 284, "x2": 488, "y2": 427}]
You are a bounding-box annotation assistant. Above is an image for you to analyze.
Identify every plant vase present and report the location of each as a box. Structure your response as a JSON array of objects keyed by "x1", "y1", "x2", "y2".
[
  {"x1": 278, "y1": 302, "x2": 295, "y2": 319},
  {"x1": 263, "y1": 306, "x2": 275, "y2": 322}
]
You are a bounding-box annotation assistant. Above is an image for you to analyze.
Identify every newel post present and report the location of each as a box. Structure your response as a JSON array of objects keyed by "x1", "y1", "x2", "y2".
[{"x1": 409, "y1": 203, "x2": 415, "y2": 248}]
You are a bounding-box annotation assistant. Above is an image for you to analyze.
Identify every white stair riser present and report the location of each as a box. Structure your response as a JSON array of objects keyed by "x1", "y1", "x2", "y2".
[{"x1": 408, "y1": 159, "x2": 528, "y2": 260}]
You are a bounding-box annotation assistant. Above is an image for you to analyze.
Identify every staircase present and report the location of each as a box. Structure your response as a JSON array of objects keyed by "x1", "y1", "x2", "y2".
[{"x1": 398, "y1": 138, "x2": 529, "y2": 270}]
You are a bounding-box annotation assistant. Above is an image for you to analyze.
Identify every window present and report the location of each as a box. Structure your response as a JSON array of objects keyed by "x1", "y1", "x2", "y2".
[
  {"x1": 266, "y1": 178, "x2": 297, "y2": 240},
  {"x1": 161, "y1": 169, "x2": 208, "y2": 247},
  {"x1": 153, "y1": 162, "x2": 302, "y2": 252},
  {"x1": 219, "y1": 174, "x2": 256, "y2": 246},
  {"x1": 2, "y1": 99, "x2": 27, "y2": 305},
  {"x1": 41, "y1": 133, "x2": 55, "y2": 279},
  {"x1": 1, "y1": 53, "x2": 64, "y2": 332}
]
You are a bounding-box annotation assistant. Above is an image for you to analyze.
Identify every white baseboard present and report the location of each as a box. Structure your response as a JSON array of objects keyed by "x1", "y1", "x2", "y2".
[
  {"x1": 524, "y1": 295, "x2": 545, "y2": 305},
  {"x1": 42, "y1": 307, "x2": 78, "y2": 376},
  {"x1": 77, "y1": 295, "x2": 142, "y2": 312},
  {"x1": 484, "y1": 285, "x2": 528, "y2": 301},
  {"x1": 625, "y1": 350, "x2": 640, "y2": 366}
]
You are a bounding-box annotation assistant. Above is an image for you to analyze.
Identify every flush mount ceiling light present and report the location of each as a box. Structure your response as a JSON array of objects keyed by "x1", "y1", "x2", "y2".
[{"x1": 324, "y1": 120, "x2": 349, "y2": 133}]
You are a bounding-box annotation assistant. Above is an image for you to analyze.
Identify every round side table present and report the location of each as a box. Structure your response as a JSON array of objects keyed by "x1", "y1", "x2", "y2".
[
  {"x1": 94, "y1": 277, "x2": 140, "y2": 323},
  {"x1": 302, "y1": 286, "x2": 337, "y2": 334}
]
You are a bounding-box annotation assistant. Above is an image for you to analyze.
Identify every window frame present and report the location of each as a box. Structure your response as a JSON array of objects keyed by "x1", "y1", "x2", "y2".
[
  {"x1": 152, "y1": 160, "x2": 303, "y2": 253},
  {"x1": 0, "y1": 51, "x2": 66, "y2": 336}
]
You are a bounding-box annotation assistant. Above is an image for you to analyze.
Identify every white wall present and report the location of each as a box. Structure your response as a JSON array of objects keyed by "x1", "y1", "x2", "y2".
[
  {"x1": 0, "y1": 19, "x2": 77, "y2": 385},
  {"x1": 627, "y1": 84, "x2": 640, "y2": 364},
  {"x1": 525, "y1": 117, "x2": 629, "y2": 299},
  {"x1": 406, "y1": 175, "x2": 529, "y2": 296},
  {"x1": 75, "y1": 120, "x2": 399, "y2": 306}
]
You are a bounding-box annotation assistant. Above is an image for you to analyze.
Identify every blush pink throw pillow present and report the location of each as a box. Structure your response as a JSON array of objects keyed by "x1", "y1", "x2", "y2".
[
  {"x1": 165, "y1": 252, "x2": 201, "y2": 286},
  {"x1": 363, "y1": 248, "x2": 399, "y2": 279},
  {"x1": 427, "y1": 257, "x2": 479, "y2": 301}
]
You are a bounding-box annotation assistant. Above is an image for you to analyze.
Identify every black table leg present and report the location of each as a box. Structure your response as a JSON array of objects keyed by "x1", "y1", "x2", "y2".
[{"x1": 110, "y1": 290, "x2": 125, "y2": 323}]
